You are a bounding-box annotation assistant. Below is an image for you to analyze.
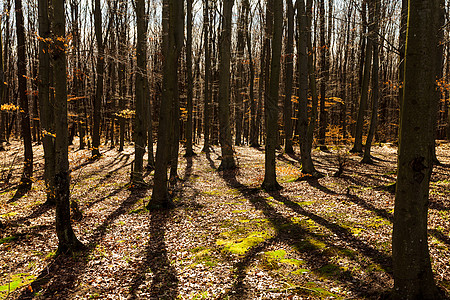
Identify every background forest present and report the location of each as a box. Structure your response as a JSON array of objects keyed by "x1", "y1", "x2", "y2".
[{"x1": 0, "y1": 0, "x2": 449, "y2": 299}]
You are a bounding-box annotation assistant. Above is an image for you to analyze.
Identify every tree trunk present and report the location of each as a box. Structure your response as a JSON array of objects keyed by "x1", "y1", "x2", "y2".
[
  {"x1": 202, "y1": 0, "x2": 211, "y2": 152},
  {"x1": 262, "y1": 0, "x2": 282, "y2": 191},
  {"x1": 52, "y1": 0, "x2": 84, "y2": 254},
  {"x1": 0, "y1": 21, "x2": 5, "y2": 150},
  {"x1": 184, "y1": 0, "x2": 195, "y2": 157},
  {"x1": 15, "y1": 0, "x2": 33, "y2": 190},
  {"x1": 132, "y1": 0, "x2": 148, "y2": 185},
  {"x1": 148, "y1": 0, "x2": 183, "y2": 210},
  {"x1": 351, "y1": 0, "x2": 373, "y2": 153},
  {"x1": 217, "y1": 0, "x2": 236, "y2": 170},
  {"x1": 296, "y1": 0, "x2": 321, "y2": 177},
  {"x1": 118, "y1": 1, "x2": 127, "y2": 152},
  {"x1": 283, "y1": 0, "x2": 294, "y2": 154},
  {"x1": 362, "y1": 0, "x2": 380, "y2": 164},
  {"x1": 318, "y1": 0, "x2": 328, "y2": 150},
  {"x1": 392, "y1": 0, "x2": 441, "y2": 297},
  {"x1": 38, "y1": 0, "x2": 56, "y2": 205},
  {"x1": 92, "y1": 0, "x2": 104, "y2": 158}
]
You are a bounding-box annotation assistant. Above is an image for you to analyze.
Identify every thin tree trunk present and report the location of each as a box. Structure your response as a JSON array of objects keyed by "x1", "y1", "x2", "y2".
[
  {"x1": 132, "y1": 0, "x2": 148, "y2": 185},
  {"x1": 184, "y1": 0, "x2": 195, "y2": 157},
  {"x1": 39, "y1": 0, "x2": 56, "y2": 205},
  {"x1": 318, "y1": 0, "x2": 328, "y2": 150},
  {"x1": 283, "y1": 0, "x2": 294, "y2": 154},
  {"x1": 92, "y1": 0, "x2": 104, "y2": 158},
  {"x1": 202, "y1": 0, "x2": 211, "y2": 152},
  {"x1": 362, "y1": 0, "x2": 380, "y2": 164},
  {"x1": 15, "y1": 0, "x2": 33, "y2": 190},
  {"x1": 0, "y1": 20, "x2": 5, "y2": 151},
  {"x1": 351, "y1": 0, "x2": 373, "y2": 153}
]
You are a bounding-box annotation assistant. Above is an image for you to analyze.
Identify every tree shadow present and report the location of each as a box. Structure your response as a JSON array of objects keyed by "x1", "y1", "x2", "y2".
[
  {"x1": 18, "y1": 188, "x2": 146, "y2": 299},
  {"x1": 128, "y1": 211, "x2": 179, "y2": 299},
  {"x1": 304, "y1": 178, "x2": 337, "y2": 195},
  {"x1": 219, "y1": 171, "x2": 391, "y2": 299},
  {"x1": 8, "y1": 183, "x2": 31, "y2": 203}
]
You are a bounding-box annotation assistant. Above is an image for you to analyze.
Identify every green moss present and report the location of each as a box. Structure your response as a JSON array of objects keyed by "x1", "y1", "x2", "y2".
[
  {"x1": 295, "y1": 238, "x2": 327, "y2": 252},
  {"x1": 291, "y1": 268, "x2": 309, "y2": 275},
  {"x1": 0, "y1": 273, "x2": 36, "y2": 297},
  {"x1": 316, "y1": 264, "x2": 347, "y2": 279},
  {"x1": 0, "y1": 212, "x2": 18, "y2": 218},
  {"x1": 217, "y1": 231, "x2": 271, "y2": 255},
  {"x1": 0, "y1": 236, "x2": 17, "y2": 245},
  {"x1": 265, "y1": 249, "x2": 286, "y2": 260}
]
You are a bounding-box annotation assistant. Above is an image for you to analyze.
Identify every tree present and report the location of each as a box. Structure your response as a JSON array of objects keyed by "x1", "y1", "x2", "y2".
[
  {"x1": 51, "y1": 0, "x2": 84, "y2": 254},
  {"x1": 261, "y1": 0, "x2": 282, "y2": 191},
  {"x1": 362, "y1": 0, "x2": 380, "y2": 164},
  {"x1": 0, "y1": 22, "x2": 5, "y2": 151},
  {"x1": 184, "y1": 0, "x2": 195, "y2": 157},
  {"x1": 318, "y1": 0, "x2": 328, "y2": 150},
  {"x1": 392, "y1": 0, "x2": 441, "y2": 297},
  {"x1": 15, "y1": 0, "x2": 33, "y2": 190},
  {"x1": 202, "y1": 0, "x2": 211, "y2": 153},
  {"x1": 217, "y1": 0, "x2": 236, "y2": 170},
  {"x1": 148, "y1": 0, "x2": 183, "y2": 210},
  {"x1": 38, "y1": 0, "x2": 56, "y2": 205},
  {"x1": 92, "y1": 0, "x2": 105, "y2": 159},
  {"x1": 131, "y1": 0, "x2": 148, "y2": 185},
  {"x1": 296, "y1": 0, "x2": 321, "y2": 177},
  {"x1": 351, "y1": 0, "x2": 373, "y2": 153},
  {"x1": 283, "y1": 0, "x2": 294, "y2": 154}
]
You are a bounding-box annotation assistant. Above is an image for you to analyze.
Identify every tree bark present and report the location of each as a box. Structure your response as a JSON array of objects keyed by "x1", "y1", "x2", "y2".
[
  {"x1": 283, "y1": 0, "x2": 294, "y2": 154},
  {"x1": 92, "y1": 0, "x2": 104, "y2": 158},
  {"x1": 184, "y1": 0, "x2": 195, "y2": 157},
  {"x1": 39, "y1": 0, "x2": 56, "y2": 205},
  {"x1": 351, "y1": 0, "x2": 373, "y2": 153},
  {"x1": 148, "y1": 0, "x2": 183, "y2": 210},
  {"x1": 132, "y1": 0, "x2": 148, "y2": 185},
  {"x1": 362, "y1": 0, "x2": 380, "y2": 164},
  {"x1": 15, "y1": 0, "x2": 33, "y2": 189},
  {"x1": 262, "y1": 0, "x2": 282, "y2": 191},
  {"x1": 217, "y1": 0, "x2": 236, "y2": 171},
  {"x1": 0, "y1": 20, "x2": 5, "y2": 150},
  {"x1": 296, "y1": 0, "x2": 321, "y2": 177},
  {"x1": 52, "y1": 0, "x2": 84, "y2": 254},
  {"x1": 392, "y1": 0, "x2": 441, "y2": 297},
  {"x1": 202, "y1": 0, "x2": 211, "y2": 152}
]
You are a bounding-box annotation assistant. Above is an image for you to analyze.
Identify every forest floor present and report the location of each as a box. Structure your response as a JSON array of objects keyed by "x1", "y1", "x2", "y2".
[{"x1": 0, "y1": 140, "x2": 449, "y2": 299}]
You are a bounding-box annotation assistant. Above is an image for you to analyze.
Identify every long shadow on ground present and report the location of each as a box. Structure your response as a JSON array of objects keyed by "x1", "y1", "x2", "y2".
[
  {"x1": 219, "y1": 171, "x2": 392, "y2": 299},
  {"x1": 128, "y1": 211, "x2": 179, "y2": 299},
  {"x1": 17, "y1": 188, "x2": 145, "y2": 299}
]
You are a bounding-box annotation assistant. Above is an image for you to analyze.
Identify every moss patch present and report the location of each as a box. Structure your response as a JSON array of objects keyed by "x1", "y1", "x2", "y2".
[
  {"x1": 0, "y1": 273, "x2": 36, "y2": 298},
  {"x1": 216, "y1": 231, "x2": 271, "y2": 255}
]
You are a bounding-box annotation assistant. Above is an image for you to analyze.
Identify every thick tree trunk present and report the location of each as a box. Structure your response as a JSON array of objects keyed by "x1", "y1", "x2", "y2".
[
  {"x1": 132, "y1": 0, "x2": 148, "y2": 185},
  {"x1": 296, "y1": 0, "x2": 321, "y2": 177},
  {"x1": 262, "y1": 0, "x2": 282, "y2": 191},
  {"x1": 52, "y1": 0, "x2": 84, "y2": 254},
  {"x1": 15, "y1": 0, "x2": 33, "y2": 189},
  {"x1": 148, "y1": 0, "x2": 183, "y2": 210},
  {"x1": 217, "y1": 0, "x2": 236, "y2": 171},
  {"x1": 392, "y1": 0, "x2": 440, "y2": 298}
]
